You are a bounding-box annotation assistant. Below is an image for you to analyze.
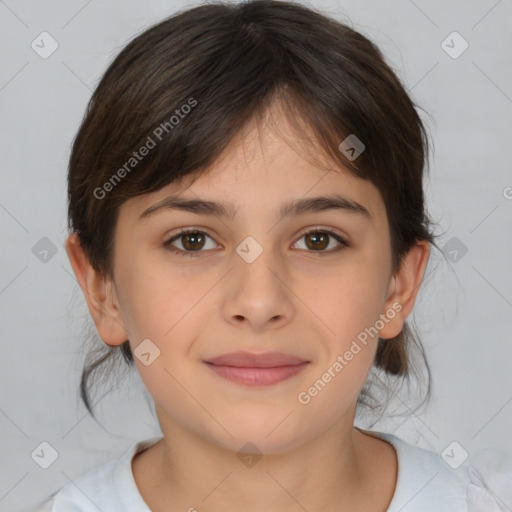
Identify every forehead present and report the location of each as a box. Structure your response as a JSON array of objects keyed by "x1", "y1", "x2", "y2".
[{"x1": 122, "y1": 108, "x2": 388, "y2": 230}]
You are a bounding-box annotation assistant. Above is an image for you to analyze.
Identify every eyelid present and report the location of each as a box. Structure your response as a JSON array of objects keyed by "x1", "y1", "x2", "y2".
[
  {"x1": 294, "y1": 225, "x2": 347, "y2": 241},
  {"x1": 164, "y1": 226, "x2": 218, "y2": 244}
]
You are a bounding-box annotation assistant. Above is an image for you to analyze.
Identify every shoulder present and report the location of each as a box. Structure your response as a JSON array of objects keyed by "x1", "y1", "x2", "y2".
[
  {"x1": 25, "y1": 437, "x2": 162, "y2": 512},
  {"x1": 374, "y1": 430, "x2": 469, "y2": 511},
  {"x1": 359, "y1": 428, "x2": 512, "y2": 512},
  {"x1": 466, "y1": 446, "x2": 512, "y2": 511}
]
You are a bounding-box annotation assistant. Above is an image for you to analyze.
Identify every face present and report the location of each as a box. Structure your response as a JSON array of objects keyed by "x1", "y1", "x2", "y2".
[{"x1": 74, "y1": 108, "x2": 423, "y2": 455}]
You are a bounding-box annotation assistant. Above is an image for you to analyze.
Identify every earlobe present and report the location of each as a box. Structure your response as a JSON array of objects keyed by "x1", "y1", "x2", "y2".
[
  {"x1": 379, "y1": 240, "x2": 431, "y2": 340},
  {"x1": 65, "y1": 233, "x2": 129, "y2": 347}
]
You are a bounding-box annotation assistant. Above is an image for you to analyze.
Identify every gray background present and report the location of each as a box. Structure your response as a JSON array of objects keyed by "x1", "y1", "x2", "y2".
[{"x1": 1, "y1": 0, "x2": 511, "y2": 510}]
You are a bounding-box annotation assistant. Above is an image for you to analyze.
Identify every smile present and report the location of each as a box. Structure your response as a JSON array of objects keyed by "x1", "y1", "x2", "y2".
[
  {"x1": 204, "y1": 362, "x2": 309, "y2": 386},
  {"x1": 203, "y1": 351, "x2": 310, "y2": 387}
]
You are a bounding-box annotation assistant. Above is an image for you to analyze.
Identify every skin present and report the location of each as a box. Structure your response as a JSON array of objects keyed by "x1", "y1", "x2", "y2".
[{"x1": 66, "y1": 104, "x2": 430, "y2": 511}]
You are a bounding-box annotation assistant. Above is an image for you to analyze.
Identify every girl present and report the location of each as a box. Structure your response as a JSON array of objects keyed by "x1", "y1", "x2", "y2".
[{"x1": 30, "y1": 0, "x2": 511, "y2": 510}]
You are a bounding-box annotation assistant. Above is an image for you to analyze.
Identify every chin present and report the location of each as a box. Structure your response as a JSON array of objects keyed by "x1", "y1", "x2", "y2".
[{"x1": 204, "y1": 412, "x2": 313, "y2": 456}]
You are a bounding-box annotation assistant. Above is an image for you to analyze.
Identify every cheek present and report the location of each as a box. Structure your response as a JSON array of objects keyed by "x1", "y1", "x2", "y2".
[
  {"x1": 117, "y1": 265, "x2": 202, "y2": 410},
  {"x1": 116, "y1": 260, "x2": 219, "y2": 408},
  {"x1": 307, "y1": 259, "x2": 389, "y2": 342},
  {"x1": 295, "y1": 273, "x2": 383, "y2": 417},
  {"x1": 115, "y1": 249, "x2": 200, "y2": 339}
]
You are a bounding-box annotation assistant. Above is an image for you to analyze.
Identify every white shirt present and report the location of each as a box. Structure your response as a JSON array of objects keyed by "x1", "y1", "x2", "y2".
[{"x1": 26, "y1": 429, "x2": 512, "y2": 511}]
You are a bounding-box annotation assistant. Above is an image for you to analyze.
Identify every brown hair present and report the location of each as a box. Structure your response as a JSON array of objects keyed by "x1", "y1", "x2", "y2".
[{"x1": 67, "y1": 0, "x2": 438, "y2": 421}]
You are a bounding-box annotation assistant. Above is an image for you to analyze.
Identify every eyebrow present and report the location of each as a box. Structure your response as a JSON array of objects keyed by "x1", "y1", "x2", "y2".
[{"x1": 139, "y1": 193, "x2": 371, "y2": 222}]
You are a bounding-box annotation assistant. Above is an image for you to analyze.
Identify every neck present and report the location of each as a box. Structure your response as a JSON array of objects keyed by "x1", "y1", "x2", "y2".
[{"x1": 132, "y1": 418, "x2": 396, "y2": 512}]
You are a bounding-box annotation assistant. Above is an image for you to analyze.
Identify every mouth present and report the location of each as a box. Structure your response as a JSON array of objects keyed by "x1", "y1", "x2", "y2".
[{"x1": 203, "y1": 351, "x2": 310, "y2": 387}]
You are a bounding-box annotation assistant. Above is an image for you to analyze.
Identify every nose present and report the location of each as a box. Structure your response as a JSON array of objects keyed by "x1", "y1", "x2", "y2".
[{"x1": 222, "y1": 241, "x2": 294, "y2": 331}]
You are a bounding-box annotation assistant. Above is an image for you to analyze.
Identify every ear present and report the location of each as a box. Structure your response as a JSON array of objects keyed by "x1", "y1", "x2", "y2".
[
  {"x1": 65, "y1": 233, "x2": 128, "y2": 346},
  {"x1": 378, "y1": 240, "x2": 431, "y2": 339}
]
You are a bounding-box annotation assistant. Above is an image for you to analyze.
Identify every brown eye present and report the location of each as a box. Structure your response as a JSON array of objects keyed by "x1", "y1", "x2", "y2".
[
  {"x1": 181, "y1": 232, "x2": 206, "y2": 251},
  {"x1": 164, "y1": 229, "x2": 217, "y2": 257},
  {"x1": 293, "y1": 228, "x2": 349, "y2": 255},
  {"x1": 164, "y1": 227, "x2": 348, "y2": 258},
  {"x1": 304, "y1": 232, "x2": 329, "y2": 251}
]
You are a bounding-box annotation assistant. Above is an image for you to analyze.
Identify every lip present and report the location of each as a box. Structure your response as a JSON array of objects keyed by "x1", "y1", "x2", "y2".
[
  {"x1": 203, "y1": 351, "x2": 309, "y2": 387},
  {"x1": 205, "y1": 351, "x2": 307, "y2": 367}
]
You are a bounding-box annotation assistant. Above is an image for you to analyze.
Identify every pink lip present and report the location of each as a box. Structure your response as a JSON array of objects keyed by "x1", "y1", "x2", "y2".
[{"x1": 203, "y1": 351, "x2": 309, "y2": 387}]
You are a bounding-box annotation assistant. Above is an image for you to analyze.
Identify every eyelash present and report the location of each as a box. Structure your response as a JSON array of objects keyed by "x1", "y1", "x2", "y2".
[{"x1": 163, "y1": 226, "x2": 349, "y2": 258}]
